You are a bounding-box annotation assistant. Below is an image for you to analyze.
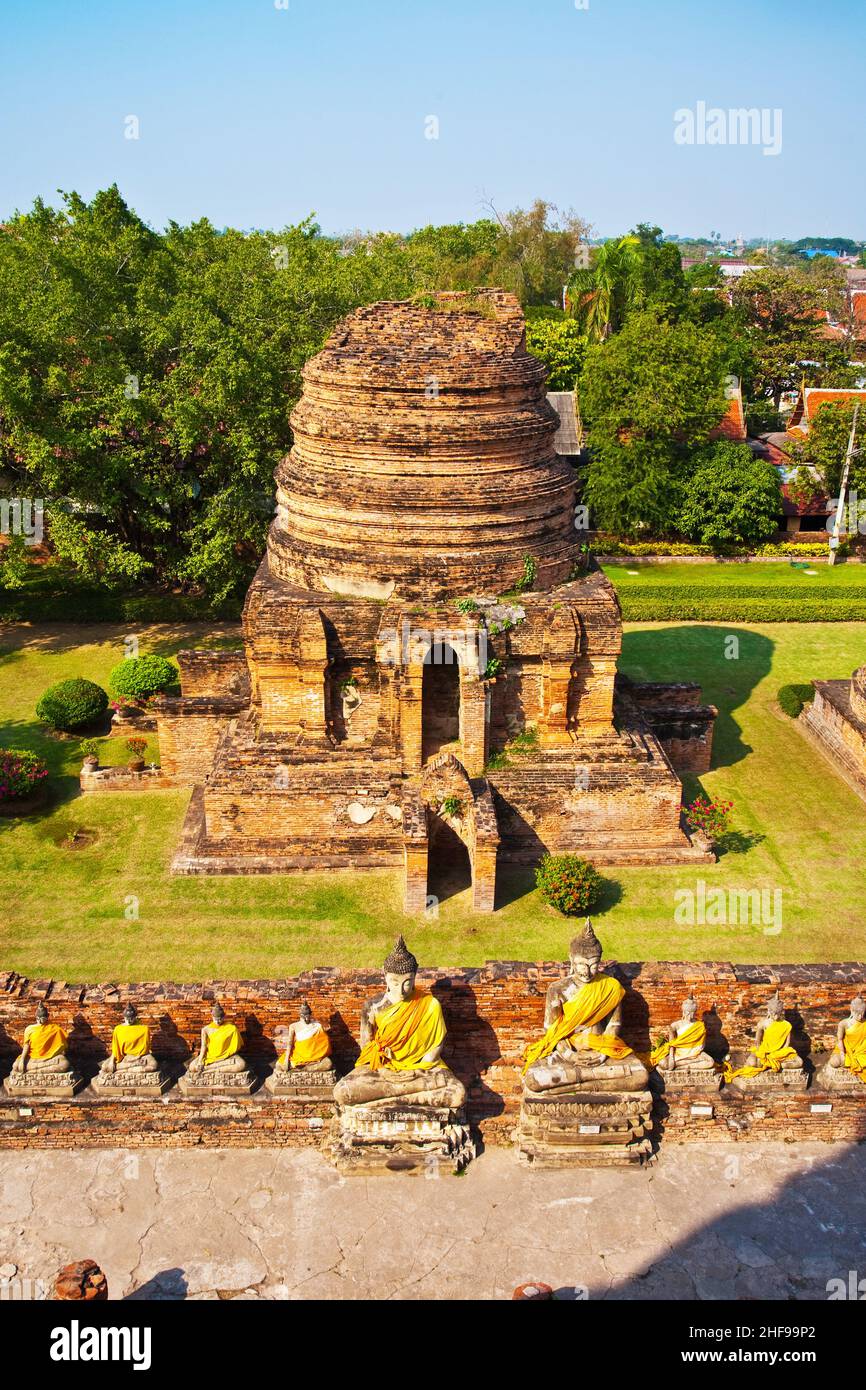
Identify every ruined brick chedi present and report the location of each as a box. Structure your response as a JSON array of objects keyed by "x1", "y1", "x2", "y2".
[{"x1": 162, "y1": 290, "x2": 715, "y2": 908}]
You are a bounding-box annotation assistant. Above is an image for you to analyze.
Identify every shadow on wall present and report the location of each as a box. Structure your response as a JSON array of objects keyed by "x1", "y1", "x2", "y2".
[{"x1": 620, "y1": 625, "x2": 775, "y2": 772}]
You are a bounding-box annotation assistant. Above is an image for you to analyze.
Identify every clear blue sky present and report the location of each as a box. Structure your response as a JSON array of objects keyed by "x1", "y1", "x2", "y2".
[{"x1": 2, "y1": 0, "x2": 863, "y2": 240}]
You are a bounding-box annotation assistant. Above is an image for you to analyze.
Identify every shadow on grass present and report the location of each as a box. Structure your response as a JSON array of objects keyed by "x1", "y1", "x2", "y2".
[{"x1": 620, "y1": 625, "x2": 775, "y2": 770}]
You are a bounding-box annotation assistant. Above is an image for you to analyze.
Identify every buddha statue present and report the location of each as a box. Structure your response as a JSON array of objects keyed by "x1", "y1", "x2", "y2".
[
  {"x1": 5, "y1": 1003, "x2": 80, "y2": 1095},
  {"x1": 332, "y1": 937, "x2": 465, "y2": 1109},
  {"x1": 724, "y1": 993, "x2": 806, "y2": 1087},
  {"x1": 522, "y1": 921, "x2": 649, "y2": 1094},
  {"x1": 819, "y1": 995, "x2": 866, "y2": 1088},
  {"x1": 266, "y1": 1001, "x2": 336, "y2": 1094},
  {"x1": 650, "y1": 995, "x2": 719, "y2": 1082},
  {"x1": 94, "y1": 1004, "x2": 165, "y2": 1092},
  {"x1": 179, "y1": 1003, "x2": 255, "y2": 1092}
]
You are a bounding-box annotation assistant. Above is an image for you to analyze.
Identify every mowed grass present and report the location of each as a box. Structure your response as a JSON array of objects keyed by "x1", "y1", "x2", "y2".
[
  {"x1": 0, "y1": 620, "x2": 865, "y2": 982},
  {"x1": 603, "y1": 559, "x2": 866, "y2": 589}
]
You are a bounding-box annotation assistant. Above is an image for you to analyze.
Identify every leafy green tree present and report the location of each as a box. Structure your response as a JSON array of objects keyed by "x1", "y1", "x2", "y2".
[
  {"x1": 679, "y1": 442, "x2": 782, "y2": 547},
  {"x1": 566, "y1": 235, "x2": 644, "y2": 341},
  {"x1": 525, "y1": 315, "x2": 588, "y2": 389},
  {"x1": 730, "y1": 268, "x2": 851, "y2": 407},
  {"x1": 788, "y1": 401, "x2": 866, "y2": 500},
  {"x1": 580, "y1": 311, "x2": 728, "y2": 533}
]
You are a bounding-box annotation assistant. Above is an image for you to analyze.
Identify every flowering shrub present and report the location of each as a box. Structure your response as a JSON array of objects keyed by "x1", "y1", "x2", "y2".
[
  {"x1": 684, "y1": 796, "x2": 734, "y2": 844},
  {"x1": 126, "y1": 737, "x2": 148, "y2": 760},
  {"x1": 535, "y1": 853, "x2": 604, "y2": 916},
  {"x1": 0, "y1": 748, "x2": 49, "y2": 801}
]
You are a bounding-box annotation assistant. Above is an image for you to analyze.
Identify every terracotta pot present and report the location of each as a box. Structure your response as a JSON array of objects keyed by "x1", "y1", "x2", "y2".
[
  {"x1": 128, "y1": 758, "x2": 145, "y2": 772},
  {"x1": 82, "y1": 756, "x2": 99, "y2": 772}
]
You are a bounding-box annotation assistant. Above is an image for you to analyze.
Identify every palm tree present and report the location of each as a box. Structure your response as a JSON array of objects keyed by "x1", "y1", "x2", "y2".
[{"x1": 566, "y1": 235, "x2": 644, "y2": 342}]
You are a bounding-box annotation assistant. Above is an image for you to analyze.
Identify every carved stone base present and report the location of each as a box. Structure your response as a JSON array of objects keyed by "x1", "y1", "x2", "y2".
[
  {"x1": 91, "y1": 1069, "x2": 171, "y2": 1097},
  {"x1": 265, "y1": 1066, "x2": 337, "y2": 1100},
  {"x1": 728, "y1": 1068, "x2": 809, "y2": 1094},
  {"x1": 658, "y1": 1067, "x2": 722, "y2": 1092},
  {"x1": 816, "y1": 1063, "x2": 866, "y2": 1094},
  {"x1": 4, "y1": 1069, "x2": 83, "y2": 1099},
  {"x1": 517, "y1": 1088, "x2": 654, "y2": 1167},
  {"x1": 177, "y1": 1067, "x2": 256, "y2": 1096},
  {"x1": 330, "y1": 1104, "x2": 475, "y2": 1176}
]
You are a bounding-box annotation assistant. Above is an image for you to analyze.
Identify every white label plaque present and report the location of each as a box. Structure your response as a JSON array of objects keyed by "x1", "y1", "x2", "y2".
[{"x1": 578, "y1": 1124, "x2": 601, "y2": 1135}]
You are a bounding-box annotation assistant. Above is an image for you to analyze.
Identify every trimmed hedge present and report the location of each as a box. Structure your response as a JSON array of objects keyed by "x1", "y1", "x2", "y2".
[
  {"x1": 535, "y1": 852, "x2": 604, "y2": 916},
  {"x1": 621, "y1": 597, "x2": 866, "y2": 621},
  {"x1": 0, "y1": 590, "x2": 242, "y2": 623},
  {"x1": 109, "y1": 655, "x2": 180, "y2": 702},
  {"x1": 36, "y1": 677, "x2": 109, "y2": 731},
  {"x1": 777, "y1": 683, "x2": 816, "y2": 718}
]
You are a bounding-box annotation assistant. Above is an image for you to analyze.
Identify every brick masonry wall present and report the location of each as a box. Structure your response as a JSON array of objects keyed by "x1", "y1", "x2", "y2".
[{"x1": 1, "y1": 962, "x2": 865, "y2": 1149}]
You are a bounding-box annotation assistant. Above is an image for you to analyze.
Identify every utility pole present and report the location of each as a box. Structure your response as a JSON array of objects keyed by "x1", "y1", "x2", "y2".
[{"x1": 829, "y1": 404, "x2": 859, "y2": 565}]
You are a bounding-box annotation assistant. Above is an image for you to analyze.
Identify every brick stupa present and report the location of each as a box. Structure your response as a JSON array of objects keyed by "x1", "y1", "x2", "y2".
[{"x1": 159, "y1": 290, "x2": 715, "y2": 909}]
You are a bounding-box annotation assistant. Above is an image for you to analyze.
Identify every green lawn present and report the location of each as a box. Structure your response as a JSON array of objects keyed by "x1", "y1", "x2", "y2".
[
  {"x1": 0, "y1": 620, "x2": 865, "y2": 981},
  {"x1": 603, "y1": 559, "x2": 866, "y2": 589}
]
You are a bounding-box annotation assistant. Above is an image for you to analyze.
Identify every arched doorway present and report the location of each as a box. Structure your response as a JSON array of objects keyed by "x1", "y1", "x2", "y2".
[
  {"x1": 422, "y1": 643, "x2": 460, "y2": 763},
  {"x1": 427, "y1": 814, "x2": 472, "y2": 904}
]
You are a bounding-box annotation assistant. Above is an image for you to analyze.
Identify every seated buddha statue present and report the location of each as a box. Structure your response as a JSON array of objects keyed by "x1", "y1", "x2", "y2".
[
  {"x1": 96, "y1": 1004, "x2": 161, "y2": 1085},
  {"x1": 724, "y1": 993, "x2": 805, "y2": 1084},
  {"x1": 275, "y1": 1002, "x2": 332, "y2": 1072},
  {"x1": 266, "y1": 1001, "x2": 335, "y2": 1093},
  {"x1": 820, "y1": 995, "x2": 866, "y2": 1087},
  {"x1": 185, "y1": 1003, "x2": 251, "y2": 1081},
  {"x1": 522, "y1": 921, "x2": 648, "y2": 1094},
  {"x1": 651, "y1": 995, "x2": 718, "y2": 1075},
  {"x1": 6, "y1": 1003, "x2": 78, "y2": 1091},
  {"x1": 332, "y1": 936, "x2": 465, "y2": 1109}
]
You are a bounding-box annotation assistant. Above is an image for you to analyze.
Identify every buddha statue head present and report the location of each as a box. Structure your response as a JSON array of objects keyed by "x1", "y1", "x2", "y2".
[
  {"x1": 383, "y1": 936, "x2": 418, "y2": 1005},
  {"x1": 682, "y1": 994, "x2": 698, "y2": 1022},
  {"x1": 765, "y1": 992, "x2": 785, "y2": 1022},
  {"x1": 35, "y1": 1002, "x2": 48, "y2": 1025},
  {"x1": 211, "y1": 1002, "x2": 225, "y2": 1025},
  {"x1": 122, "y1": 1004, "x2": 137, "y2": 1026},
  {"x1": 299, "y1": 1002, "x2": 313, "y2": 1025},
  {"x1": 568, "y1": 920, "x2": 603, "y2": 984},
  {"x1": 851, "y1": 995, "x2": 866, "y2": 1023}
]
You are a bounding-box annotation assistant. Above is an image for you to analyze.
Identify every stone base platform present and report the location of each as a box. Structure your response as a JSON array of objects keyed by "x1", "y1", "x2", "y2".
[
  {"x1": 816, "y1": 1064, "x2": 866, "y2": 1094},
  {"x1": 91, "y1": 1070, "x2": 171, "y2": 1097},
  {"x1": 177, "y1": 1068, "x2": 257, "y2": 1096},
  {"x1": 656, "y1": 1067, "x2": 722, "y2": 1092},
  {"x1": 728, "y1": 1068, "x2": 810, "y2": 1094},
  {"x1": 265, "y1": 1067, "x2": 337, "y2": 1100},
  {"x1": 3, "y1": 1070, "x2": 83, "y2": 1099},
  {"x1": 330, "y1": 1104, "x2": 475, "y2": 1176},
  {"x1": 517, "y1": 1088, "x2": 654, "y2": 1168}
]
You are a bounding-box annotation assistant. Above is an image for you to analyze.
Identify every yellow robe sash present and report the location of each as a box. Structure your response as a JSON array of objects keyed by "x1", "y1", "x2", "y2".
[
  {"x1": 723, "y1": 1019, "x2": 798, "y2": 1081},
  {"x1": 24, "y1": 1022, "x2": 67, "y2": 1061},
  {"x1": 286, "y1": 1027, "x2": 331, "y2": 1068},
  {"x1": 843, "y1": 1021, "x2": 866, "y2": 1084},
  {"x1": 204, "y1": 1022, "x2": 242, "y2": 1065},
  {"x1": 649, "y1": 1021, "x2": 707, "y2": 1068},
  {"x1": 356, "y1": 991, "x2": 446, "y2": 1072},
  {"x1": 111, "y1": 1023, "x2": 150, "y2": 1063},
  {"x1": 522, "y1": 975, "x2": 628, "y2": 1074}
]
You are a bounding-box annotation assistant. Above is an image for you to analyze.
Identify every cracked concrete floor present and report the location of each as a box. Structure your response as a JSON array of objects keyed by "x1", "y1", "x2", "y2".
[{"x1": 1, "y1": 1142, "x2": 865, "y2": 1301}]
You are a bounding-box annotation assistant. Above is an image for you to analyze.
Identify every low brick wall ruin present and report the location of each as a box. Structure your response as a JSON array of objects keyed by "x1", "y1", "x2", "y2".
[{"x1": 1, "y1": 962, "x2": 865, "y2": 1150}]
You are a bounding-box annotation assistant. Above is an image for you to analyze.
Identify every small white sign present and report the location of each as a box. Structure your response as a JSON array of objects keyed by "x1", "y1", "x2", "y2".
[
  {"x1": 18, "y1": 1108, "x2": 33, "y2": 1117},
  {"x1": 811, "y1": 1103, "x2": 833, "y2": 1114},
  {"x1": 690, "y1": 1104, "x2": 714, "y2": 1117},
  {"x1": 578, "y1": 1123, "x2": 601, "y2": 1135}
]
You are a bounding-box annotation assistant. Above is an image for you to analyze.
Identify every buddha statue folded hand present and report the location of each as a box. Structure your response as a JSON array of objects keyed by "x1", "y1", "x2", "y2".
[
  {"x1": 820, "y1": 995, "x2": 866, "y2": 1088},
  {"x1": 5, "y1": 1003, "x2": 80, "y2": 1094},
  {"x1": 180, "y1": 1003, "x2": 255, "y2": 1092},
  {"x1": 650, "y1": 995, "x2": 719, "y2": 1070},
  {"x1": 94, "y1": 1004, "x2": 165, "y2": 1091},
  {"x1": 724, "y1": 994, "x2": 806, "y2": 1087},
  {"x1": 522, "y1": 921, "x2": 648, "y2": 1094},
  {"x1": 333, "y1": 936, "x2": 465, "y2": 1109}
]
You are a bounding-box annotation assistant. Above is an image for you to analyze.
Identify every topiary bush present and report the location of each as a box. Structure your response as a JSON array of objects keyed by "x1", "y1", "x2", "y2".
[
  {"x1": 108, "y1": 655, "x2": 180, "y2": 704},
  {"x1": 0, "y1": 748, "x2": 49, "y2": 801},
  {"x1": 36, "y1": 678, "x2": 108, "y2": 731},
  {"x1": 777, "y1": 683, "x2": 816, "y2": 718},
  {"x1": 535, "y1": 853, "x2": 604, "y2": 915}
]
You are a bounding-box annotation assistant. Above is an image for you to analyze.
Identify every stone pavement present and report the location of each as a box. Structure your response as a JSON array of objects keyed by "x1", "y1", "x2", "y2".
[{"x1": 1, "y1": 1142, "x2": 864, "y2": 1301}]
